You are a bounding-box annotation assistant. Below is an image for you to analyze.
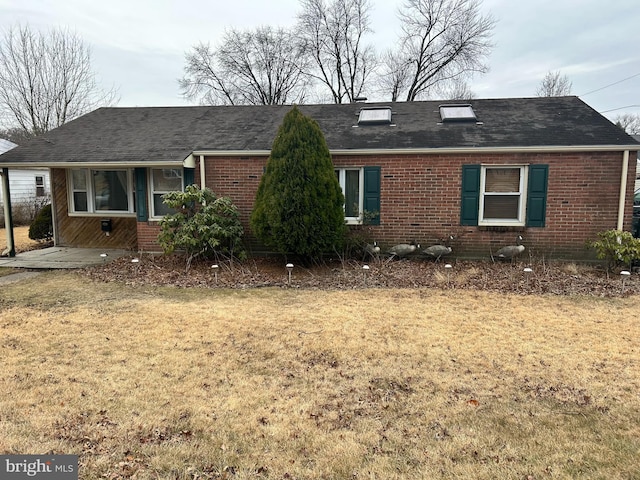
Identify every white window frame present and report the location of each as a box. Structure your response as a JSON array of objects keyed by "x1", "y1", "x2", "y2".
[
  {"x1": 35, "y1": 176, "x2": 46, "y2": 197},
  {"x1": 67, "y1": 168, "x2": 135, "y2": 216},
  {"x1": 335, "y1": 167, "x2": 364, "y2": 225},
  {"x1": 478, "y1": 165, "x2": 528, "y2": 226},
  {"x1": 148, "y1": 168, "x2": 184, "y2": 219}
]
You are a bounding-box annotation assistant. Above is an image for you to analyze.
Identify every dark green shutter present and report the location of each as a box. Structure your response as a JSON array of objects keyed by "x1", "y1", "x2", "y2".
[
  {"x1": 363, "y1": 166, "x2": 381, "y2": 225},
  {"x1": 184, "y1": 167, "x2": 195, "y2": 187},
  {"x1": 134, "y1": 168, "x2": 148, "y2": 222},
  {"x1": 526, "y1": 164, "x2": 548, "y2": 227},
  {"x1": 460, "y1": 165, "x2": 480, "y2": 226}
]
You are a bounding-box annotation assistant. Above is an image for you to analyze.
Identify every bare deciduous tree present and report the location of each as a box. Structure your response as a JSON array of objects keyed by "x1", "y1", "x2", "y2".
[
  {"x1": 380, "y1": 0, "x2": 495, "y2": 102},
  {"x1": 614, "y1": 113, "x2": 640, "y2": 135},
  {"x1": 0, "y1": 25, "x2": 118, "y2": 136},
  {"x1": 180, "y1": 26, "x2": 309, "y2": 106},
  {"x1": 434, "y1": 78, "x2": 476, "y2": 101},
  {"x1": 535, "y1": 71, "x2": 572, "y2": 97},
  {"x1": 297, "y1": 0, "x2": 376, "y2": 104},
  {"x1": 0, "y1": 126, "x2": 33, "y2": 145}
]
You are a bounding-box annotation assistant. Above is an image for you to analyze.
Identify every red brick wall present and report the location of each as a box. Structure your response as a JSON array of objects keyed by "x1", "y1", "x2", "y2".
[
  {"x1": 137, "y1": 221, "x2": 162, "y2": 252},
  {"x1": 126, "y1": 152, "x2": 636, "y2": 258},
  {"x1": 188, "y1": 151, "x2": 636, "y2": 260}
]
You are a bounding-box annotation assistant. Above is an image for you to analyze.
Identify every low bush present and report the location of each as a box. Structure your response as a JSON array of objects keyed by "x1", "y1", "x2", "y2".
[
  {"x1": 158, "y1": 185, "x2": 245, "y2": 271},
  {"x1": 28, "y1": 203, "x2": 53, "y2": 241},
  {"x1": 589, "y1": 229, "x2": 640, "y2": 273}
]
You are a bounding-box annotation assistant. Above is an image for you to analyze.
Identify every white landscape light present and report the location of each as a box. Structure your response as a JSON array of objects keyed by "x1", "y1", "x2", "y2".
[
  {"x1": 362, "y1": 264, "x2": 370, "y2": 286},
  {"x1": 100, "y1": 253, "x2": 108, "y2": 262},
  {"x1": 131, "y1": 257, "x2": 140, "y2": 274},
  {"x1": 286, "y1": 263, "x2": 294, "y2": 285},
  {"x1": 621, "y1": 270, "x2": 631, "y2": 294},
  {"x1": 524, "y1": 267, "x2": 533, "y2": 287},
  {"x1": 211, "y1": 264, "x2": 219, "y2": 284},
  {"x1": 444, "y1": 263, "x2": 452, "y2": 283}
]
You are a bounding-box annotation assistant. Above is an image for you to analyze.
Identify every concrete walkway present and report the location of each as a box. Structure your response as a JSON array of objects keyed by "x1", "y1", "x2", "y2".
[{"x1": 0, "y1": 246, "x2": 130, "y2": 269}]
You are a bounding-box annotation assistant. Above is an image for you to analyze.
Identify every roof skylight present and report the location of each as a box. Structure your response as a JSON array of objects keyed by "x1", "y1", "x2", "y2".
[
  {"x1": 358, "y1": 107, "x2": 392, "y2": 125},
  {"x1": 439, "y1": 104, "x2": 476, "y2": 122}
]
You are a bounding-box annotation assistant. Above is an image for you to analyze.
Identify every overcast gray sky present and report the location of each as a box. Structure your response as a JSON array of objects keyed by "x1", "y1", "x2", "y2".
[{"x1": 2, "y1": 0, "x2": 639, "y2": 121}]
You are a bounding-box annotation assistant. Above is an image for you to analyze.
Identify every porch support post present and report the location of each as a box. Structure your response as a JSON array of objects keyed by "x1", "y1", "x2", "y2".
[{"x1": 1, "y1": 167, "x2": 15, "y2": 257}]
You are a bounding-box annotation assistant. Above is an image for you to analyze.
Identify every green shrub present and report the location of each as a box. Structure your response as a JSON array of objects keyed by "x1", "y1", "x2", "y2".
[
  {"x1": 28, "y1": 203, "x2": 53, "y2": 241},
  {"x1": 589, "y1": 229, "x2": 640, "y2": 273},
  {"x1": 250, "y1": 106, "x2": 346, "y2": 263},
  {"x1": 158, "y1": 185, "x2": 245, "y2": 271}
]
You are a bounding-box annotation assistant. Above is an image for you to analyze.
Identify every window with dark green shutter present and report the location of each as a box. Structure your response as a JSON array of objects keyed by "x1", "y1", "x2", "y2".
[
  {"x1": 334, "y1": 166, "x2": 381, "y2": 225},
  {"x1": 460, "y1": 164, "x2": 548, "y2": 228},
  {"x1": 149, "y1": 168, "x2": 184, "y2": 218},
  {"x1": 184, "y1": 167, "x2": 195, "y2": 186},
  {"x1": 134, "y1": 168, "x2": 148, "y2": 221},
  {"x1": 461, "y1": 165, "x2": 480, "y2": 226},
  {"x1": 363, "y1": 166, "x2": 381, "y2": 225},
  {"x1": 526, "y1": 164, "x2": 548, "y2": 227}
]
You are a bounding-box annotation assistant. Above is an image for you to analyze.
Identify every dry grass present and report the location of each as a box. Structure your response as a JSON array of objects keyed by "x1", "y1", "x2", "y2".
[
  {"x1": 0, "y1": 226, "x2": 42, "y2": 277},
  {"x1": 0, "y1": 272, "x2": 638, "y2": 479},
  {"x1": 0, "y1": 226, "x2": 40, "y2": 252}
]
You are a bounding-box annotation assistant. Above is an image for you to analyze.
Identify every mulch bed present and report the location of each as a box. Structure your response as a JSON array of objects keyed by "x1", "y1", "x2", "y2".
[{"x1": 80, "y1": 253, "x2": 639, "y2": 297}]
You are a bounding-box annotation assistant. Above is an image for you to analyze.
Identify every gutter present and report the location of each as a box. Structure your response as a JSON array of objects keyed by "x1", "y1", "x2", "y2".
[
  {"x1": 1, "y1": 144, "x2": 637, "y2": 169},
  {"x1": 617, "y1": 150, "x2": 630, "y2": 231},
  {"x1": 0, "y1": 161, "x2": 184, "y2": 169},
  {"x1": 190, "y1": 144, "x2": 640, "y2": 157}
]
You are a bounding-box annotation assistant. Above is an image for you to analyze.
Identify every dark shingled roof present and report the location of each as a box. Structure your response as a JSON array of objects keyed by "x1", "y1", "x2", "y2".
[{"x1": 0, "y1": 96, "x2": 637, "y2": 166}]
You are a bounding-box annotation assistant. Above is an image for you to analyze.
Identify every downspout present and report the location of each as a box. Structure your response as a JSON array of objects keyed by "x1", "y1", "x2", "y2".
[
  {"x1": 1, "y1": 168, "x2": 15, "y2": 257},
  {"x1": 199, "y1": 155, "x2": 206, "y2": 188},
  {"x1": 617, "y1": 150, "x2": 630, "y2": 231},
  {"x1": 48, "y1": 168, "x2": 58, "y2": 246}
]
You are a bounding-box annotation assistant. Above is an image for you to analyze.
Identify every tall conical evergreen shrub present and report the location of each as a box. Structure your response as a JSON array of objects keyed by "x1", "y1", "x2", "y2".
[{"x1": 250, "y1": 106, "x2": 346, "y2": 261}]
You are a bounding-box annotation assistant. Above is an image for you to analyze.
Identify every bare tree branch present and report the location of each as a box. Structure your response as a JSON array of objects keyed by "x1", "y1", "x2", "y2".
[
  {"x1": 297, "y1": 0, "x2": 376, "y2": 103},
  {"x1": 433, "y1": 77, "x2": 476, "y2": 100},
  {"x1": 535, "y1": 70, "x2": 573, "y2": 97},
  {"x1": 179, "y1": 26, "x2": 309, "y2": 106},
  {"x1": 0, "y1": 24, "x2": 118, "y2": 136},
  {"x1": 379, "y1": 0, "x2": 494, "y2": 102},
  {"x1": 614, "y1": 113, "x2": 640, "y2": 135}
]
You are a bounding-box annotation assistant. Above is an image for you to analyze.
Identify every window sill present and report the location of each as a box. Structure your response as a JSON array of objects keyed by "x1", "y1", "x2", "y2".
[
  {"x1": 68, "y1": 212, "x2": 136, "y2": 218},
  {"x1": 478, "y1": 225, "x2": 526, "y2": 232}
]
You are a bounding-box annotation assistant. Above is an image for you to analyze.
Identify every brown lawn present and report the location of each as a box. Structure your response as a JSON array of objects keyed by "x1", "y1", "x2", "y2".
[
  {"x1": 0, "y1": 225, "x2": 44, "y2": 252},
  {"x1": 0, "y1": 271, "x2": 638, "y2": 479}
]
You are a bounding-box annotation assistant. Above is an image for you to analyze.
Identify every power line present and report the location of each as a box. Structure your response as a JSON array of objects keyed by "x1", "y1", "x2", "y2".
[
  {"x1": 579, "y1": 72, "x2": 640, "y2": 97},
  {"x1": 599, "y1": 105, "x2": 640, "y2": 114}
]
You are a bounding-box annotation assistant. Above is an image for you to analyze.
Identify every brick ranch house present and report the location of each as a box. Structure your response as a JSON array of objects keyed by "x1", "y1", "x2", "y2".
[{"x1": 0, "y1": 96, "x2": 637, "y2": 260}]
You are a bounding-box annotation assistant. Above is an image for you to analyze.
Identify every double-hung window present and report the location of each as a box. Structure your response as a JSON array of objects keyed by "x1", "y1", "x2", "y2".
[
  {"x1": 68, "y1": 169, "x2": 134, "y2": 214},
  {"x1": 150, "y1": 168, "x2": 184, "y2": 218},
  {"x1": 335, "y1": 168, "x2": 363, "y2": 224},
  {"x1": 35, "y1": 176, "x2": 46, "y2": 197},
  {"x1": 461, "y1": 163, "x2": 548, "y2": 228},
  {"x1": 479, "y1": 166, "x2": 527, "y2": 226}
]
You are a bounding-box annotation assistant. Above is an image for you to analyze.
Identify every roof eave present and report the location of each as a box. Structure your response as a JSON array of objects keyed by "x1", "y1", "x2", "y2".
[
  {"x1": 0, "y1": 144, "x2": 636, "y2": 168},
  {"x1": 328, "y1": 145, "x2": 639, "y2": 155}
]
